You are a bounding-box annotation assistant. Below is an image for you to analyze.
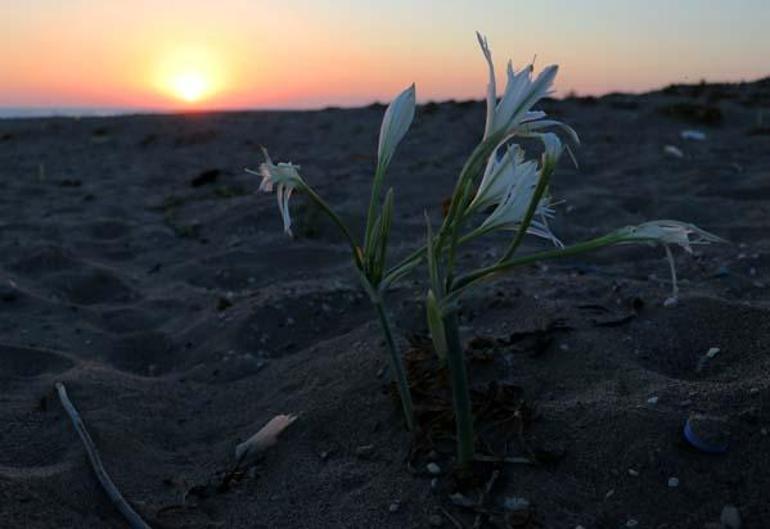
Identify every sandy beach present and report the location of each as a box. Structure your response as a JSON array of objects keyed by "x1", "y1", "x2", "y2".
[{"x1": 1, "y1": 79, "x2": 769, "y2": 528}]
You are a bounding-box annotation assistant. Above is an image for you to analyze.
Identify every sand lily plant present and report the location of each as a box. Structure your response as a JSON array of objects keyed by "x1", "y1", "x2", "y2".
[
  {"x1": 402, "y1": 33, "x2": 724, "y2": 466},
  {"x1": 251, "y1": 33, "x2": 723, "y2": 467},
  {"x1": 248, "y1": 84, "x2": 418, "y2": 430}
]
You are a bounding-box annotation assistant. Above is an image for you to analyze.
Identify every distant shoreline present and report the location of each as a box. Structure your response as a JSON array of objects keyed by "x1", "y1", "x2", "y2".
[{"x1": 2, "y1": 76, "x2": 768, "y2": 120}]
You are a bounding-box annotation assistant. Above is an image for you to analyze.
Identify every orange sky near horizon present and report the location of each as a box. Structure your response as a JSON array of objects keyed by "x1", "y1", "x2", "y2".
[{"x1": 2, "y1": 0, "x2": 769, "y2": 112}]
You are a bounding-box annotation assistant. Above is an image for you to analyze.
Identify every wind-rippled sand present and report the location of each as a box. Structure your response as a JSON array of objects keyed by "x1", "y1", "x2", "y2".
[{"x1": 1, "y1": 79, "x2": 769, "y2": 528}]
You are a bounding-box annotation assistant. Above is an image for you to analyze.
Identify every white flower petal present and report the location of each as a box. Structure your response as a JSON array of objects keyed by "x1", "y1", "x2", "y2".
[
  {"x1": 377, "y1": 84, "x2": 416, "y2": 167},
  {"x1": 480, "y1": 160, "x2": 539, "y2": 230},
  {"x1": 476, "y1": 33, "x2": 560, "y2": 140},
  {"x1": 476, "y1": 32, "x2": 497, "y2": 140},
  {"x1": 468, "y1": 144, "x2": 522, "y2": 212}
]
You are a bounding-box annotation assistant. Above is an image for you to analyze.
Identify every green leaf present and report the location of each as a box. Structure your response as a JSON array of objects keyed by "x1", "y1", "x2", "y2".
[
  {"x1": 374, "y1": 189, "x2": 395, "y2": 283},
  {"x1": 424, "y1": 211, "x2": 442, "y2": 296},
  {"x1": 355, "y1": 267, "x2": 380, "y2": 304},
  {"x1": 426, "y1": 289, "x2": 448, "y2": 364}
]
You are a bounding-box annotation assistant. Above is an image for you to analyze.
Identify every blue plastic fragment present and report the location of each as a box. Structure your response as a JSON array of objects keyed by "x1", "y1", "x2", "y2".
[{"x1": 683, "y1": 417, "x2": 729, "y2": 454}]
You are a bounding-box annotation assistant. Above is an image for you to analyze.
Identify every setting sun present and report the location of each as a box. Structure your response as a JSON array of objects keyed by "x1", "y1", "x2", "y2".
[
  {"x1": 170, "y1": 71, "x2": 208, "y2": 102},
  {"x1": 151, "y1": 44, "x2": 229, "y2": 106}
]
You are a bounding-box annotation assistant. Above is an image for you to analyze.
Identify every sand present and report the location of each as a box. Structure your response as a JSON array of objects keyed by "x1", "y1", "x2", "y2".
[{"x1": 1, "y1": 79, "x2": 769, "y2": 528}]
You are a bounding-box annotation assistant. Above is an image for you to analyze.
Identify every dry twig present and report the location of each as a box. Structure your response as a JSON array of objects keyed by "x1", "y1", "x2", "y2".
[{"x1": 56, "y1": 382, "x2": 152, "y2": 529}]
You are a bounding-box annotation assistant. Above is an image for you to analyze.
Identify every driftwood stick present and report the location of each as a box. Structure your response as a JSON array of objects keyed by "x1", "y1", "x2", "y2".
[{"x1": 55, "y1": 382, "x2": 152, "y2": 529}]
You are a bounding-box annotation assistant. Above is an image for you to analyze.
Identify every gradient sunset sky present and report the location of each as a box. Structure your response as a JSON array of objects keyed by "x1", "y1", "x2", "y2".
[{"x1": 2, "y1": 0, "x2": 769, "y2": 112}]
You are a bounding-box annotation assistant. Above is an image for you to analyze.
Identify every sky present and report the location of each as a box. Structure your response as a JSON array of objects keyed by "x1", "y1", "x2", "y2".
[{"x1": 1, "y1": 0, "x2": 769, "y2": 113}]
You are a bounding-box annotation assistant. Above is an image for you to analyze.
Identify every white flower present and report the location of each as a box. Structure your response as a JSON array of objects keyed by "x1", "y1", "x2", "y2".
[
  {"x1": 476, "y1": 32, "x2": 559, "y2": 141},
  {"x1": 467, "y1": 144, "x2": 525, "y2": 213},
  {"x1": 478, "y1": 157, "x2": 557, "y2": 243},
  {"x1": 468, "y1": 133, "x2": 563, "y2": 246},
  {"x1": 246, "y1": 148, "x2": 304, "y2": 236},
  {"x1": 618, "y1": 220, "x2": 723, "y2": 253},
  {"x1": 618, "y1": 220, "x2": 724, "y2": 303},
  {"x1": 539, "y1": 132, "x2": 564, "y2": 174},
  {"x1": 378, "y1": 84, "x2": 416, "y2": 168}
]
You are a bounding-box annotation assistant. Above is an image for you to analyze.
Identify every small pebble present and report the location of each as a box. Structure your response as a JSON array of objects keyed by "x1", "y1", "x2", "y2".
[
  {"x1": 628, "y1": 468, "x2": 639, "y2": 477},
  {"x1": 664, "y1": 145, "x2": 684, "y2": 158},
  {"x1": 426, "y1": 462, "x2": 441, "y2": 475},
  {"x1": 720, "y1": 505, "x2": 742, "y2": 529},
  {"x1": 605, "y1": 489, "x2": 615, "y2": 500},
  {"x1": 354, "y1": 444, "x2": 375, "y2": 458},
  {"x1": 706, "y1": 347, "x2": 720, "y2": 358},
  {"x1": 428, "y1": 514, "x2": 444, "y2": 527},
  {"x1": 388, "y1": 501, "x2": 400, "y2": 513},
  {"x1": 663, "y1": 296, "x2": 679, "y2": 307},
  {"x1": 668, "y1": 477, "x2": 680, "y2": 488},
  {"x1": 681, "y1": 129, "x2": 707, "y2": 141},
  {"x1": 647, "y1": 396, "x2": 659, "y2": 405},
  {"x1": 625, "y1": 519, "x2": 639, "y2": 528}
]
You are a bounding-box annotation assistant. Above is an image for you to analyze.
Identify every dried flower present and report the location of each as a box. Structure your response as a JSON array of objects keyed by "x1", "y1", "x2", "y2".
[
  {"x1": 247, "y1": 148, "x2": 304, "y2": 236},
  {"x1": 618, "y1": 220, "x2": 724, "y2": 252}
]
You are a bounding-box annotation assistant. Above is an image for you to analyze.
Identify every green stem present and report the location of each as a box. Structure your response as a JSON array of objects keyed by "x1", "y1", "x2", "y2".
[
  {"x1": 364, "y1": 163, "x2": 386, "y2": 259},
  {"x1": 437, "y1": 132, "x2": 505, "y2": 251},
  {"x1": 442, "y1": 311, "x2": 475, "y2": 466},
  {"x1": 382, "y1": 245, "x2": 426, "y2": 285},
  {"x1": 499, "y1": 166, "x2": 552, "y2": 262},
  {"x1": 373, "y1": 298, "x2": 415, "y2": 431},
  {"x1": 301, "y1": 183, "x2": 363, "y2": 269},
  {"x1": 453, "y1": 231, "x2": 625, "y2": 295},
  {"x1": 444, "y1": 179, "x2": 474, "y2": 291}
]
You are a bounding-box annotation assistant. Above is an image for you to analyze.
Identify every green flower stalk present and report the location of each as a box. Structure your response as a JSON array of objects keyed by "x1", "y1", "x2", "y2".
[{"x1": 248, "y1": 85, "x2": 417, "y2": 430}]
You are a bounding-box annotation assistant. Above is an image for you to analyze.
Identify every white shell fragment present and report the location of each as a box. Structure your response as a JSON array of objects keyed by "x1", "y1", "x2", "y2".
[
  {"x1": 664, "y1": 145, "x2": 684, "y2": 159},
  {"x1": 235, "y1": 414, "x2": 298, "y2": 464}
]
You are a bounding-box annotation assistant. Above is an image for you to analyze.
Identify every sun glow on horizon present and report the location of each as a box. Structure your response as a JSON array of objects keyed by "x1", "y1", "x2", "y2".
[
  {"x1": 169, "y1": 71, "x2": 209, "y2": 102},
  {"x1": 152, "y1": 44, "x2": 228, "y2": 105},
  {"x1": 1, "y1": 1, "x2": 768, "y2": 111}
]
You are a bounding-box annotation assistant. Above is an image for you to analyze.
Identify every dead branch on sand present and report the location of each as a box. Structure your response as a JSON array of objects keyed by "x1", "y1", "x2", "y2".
[{"x1": 55, "y1": 382, "x2": 153, "y2": 529}]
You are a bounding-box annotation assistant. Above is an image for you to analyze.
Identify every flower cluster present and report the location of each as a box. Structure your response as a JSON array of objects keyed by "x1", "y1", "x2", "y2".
[{"x1": 247, "y1": 32, "x2": 723, "y2": 465}]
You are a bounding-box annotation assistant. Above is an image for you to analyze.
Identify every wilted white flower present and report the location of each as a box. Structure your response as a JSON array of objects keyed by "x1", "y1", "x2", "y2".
[
  {"x1": 618, "y1": 220, "x2": 724, "y2": 253},
  {"x1": 618, "y1": 220, "x2": 724, "y2": 302},
  {"x1": 246, "y1": 148, "x2": 304, "y2": 236},
  {"x1": 378, "y1": 84, "x2": 416, "y2": 168},
  {"x1": 476, "y1": 32, "x2": 559, "y2": 141}
]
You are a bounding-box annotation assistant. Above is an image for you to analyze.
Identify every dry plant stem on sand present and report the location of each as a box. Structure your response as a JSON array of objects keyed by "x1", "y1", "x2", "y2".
[{"x1": 55, "y1": 382, "x2": 153, "y2": 529}]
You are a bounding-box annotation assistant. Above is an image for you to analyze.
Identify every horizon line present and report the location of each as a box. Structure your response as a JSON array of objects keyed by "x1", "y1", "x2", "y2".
[{"x1": 2, "y1": 74, "x2": 768, "y2": 121}]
